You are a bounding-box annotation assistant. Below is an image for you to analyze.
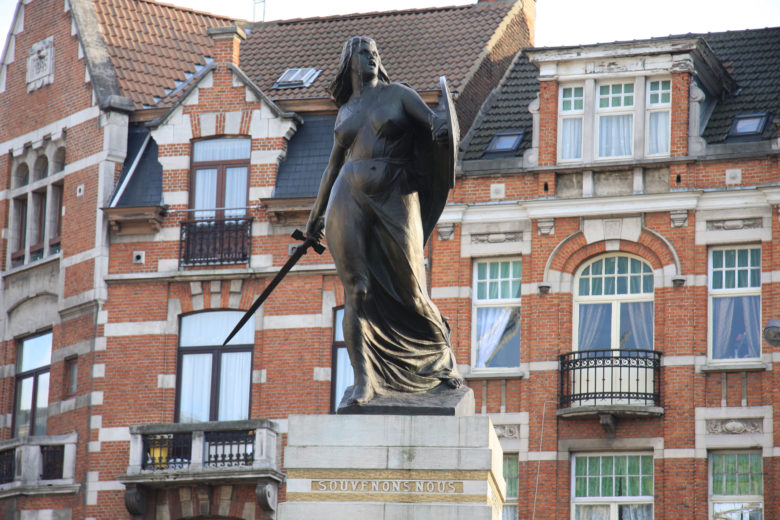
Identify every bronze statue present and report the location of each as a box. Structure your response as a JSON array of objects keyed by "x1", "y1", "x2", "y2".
[{"x1": 306, "y1": 36, "x2": 463, "y2": 406}]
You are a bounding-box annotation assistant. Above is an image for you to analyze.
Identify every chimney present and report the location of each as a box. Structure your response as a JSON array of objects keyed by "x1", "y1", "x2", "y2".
[{"x1": 207, "y1": 26, "x2": 246, "y2": 67}]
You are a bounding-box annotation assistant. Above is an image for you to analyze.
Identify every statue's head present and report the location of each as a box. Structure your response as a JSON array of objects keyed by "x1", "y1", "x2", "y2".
[{"x1": 329, "y1": 36, "x2": 390, "y2": 107}]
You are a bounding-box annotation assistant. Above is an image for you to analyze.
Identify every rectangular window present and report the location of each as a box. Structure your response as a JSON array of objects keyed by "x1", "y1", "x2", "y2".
[
  {"x1": 572, "y1": 453, "x2": 653, "y2": 519},
  {"x1": 647, "y1": 80, "x2": 671, "y2": 155},
  {"x1": 64, "y1": 356, "x2": 77, "y2": 395},
  {"x1": 331, "y1": 307, "x2": 353, "y2": 412},
  {"x1": 473, "y1": 259, "x2": 521, "y2": 369},
  {"x1": 559, "y1": 86, "x2": 584, "y2": 161},
  {"x1": 49, "y1": 183, "x2": 63, "y2": 253},
  {"x1": 710, "y1": 452, "x2": 763, "y2": 519},
  {"x1": 191, "y1": 138, "x2": 250, "y2": 220},
  {"x1": 709, "y1": 247, "x2": 761, "y2": 361},
  {"x1": 177, "y1": 311, "x2": 253, "y2": 423},
  {"x1": 503, "y1": 454, "x2": 519, "y2": 520},
  {"x1": 30, "y1": 190, "x2": 46, "y2": 261},
  {"x1": 597, "y1": 82, "x2": 634, "y2": 158},
  {"x1": 14, "y1": 332, "x2": 52, "y2": 437},
  {"x1": 12, "y1": 196, "x2": 27, "y2": 265}
]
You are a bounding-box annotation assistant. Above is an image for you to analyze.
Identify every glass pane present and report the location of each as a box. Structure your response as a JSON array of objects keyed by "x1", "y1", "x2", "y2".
[
  {"x1": 737, "y1": 249, "x2": 748, "y2": 267},
  {"x1": 575, "y1": 476, "x2": 587, "y2": 497},
  {"x1": 604, "y1": 257, "x2": 616, "y2": 274},
  {"x1": 181, "y1": 311, "x2": 254, "y2": 347},
  {"x1": 600, "y1": 85, "x2": 609, "y2": 96},
  {"x1": 617, "y1": 276, "x2": 628, "y2": 294},
  {"x1": 650, "y1": 93, "x2": 659, "y2": 104},
  {"x1": 193, "y1": 138, "x2": 251, "y2": 162},
  {"x1": 627, "y1": 476, "x2": 640, "y2": 496},
  {"x1": 575, "y1": 87, "x2": 583, "y2": 97},
  {"x1": 712, "y1": 296, "x2": 761, "y2": 359},
  {"x1": 512, "y1": 281, "x2": 521, "y2": 299},
  {"x1": 618, "y1": 504, "x2": 653, "y2": 519},
  {"x1": 588, "y1": 476, "x2": 600, "y2": 496},
  {"x1": 575, "y1": 505, "x2": 609, "y2": 520},
  {"x1": 641, "y1": 455, "x2": 653, "y2": 474},
  {"x1": 224, "y1": 167, "x2": 248, "y2": 217},
  {"x1": 14, "y1": 377, "x2": 34, "y2": 437},
  {"x1": 630, "y1": 275, "x2": 640, "y2": 294},
  {"x1": 598, "y1": 114, "x2": 633, "y2": 157},
  {"x1": 615, "y1": 476, "x2": 627, "y2": 496},
  {"x1": 489, "y1": 281, "x2": 499, "y2": 299},
  {"x1": 712, "y1": 502, "x2": 763, "y2": 520},
  {"x1": 179, "y1": 353, "x2": 212, "y2": 423},
  {"x1": 643, "y1": 274, "x2": 653, "y2": 293},
  {"x1": 592, "y1": 277, "x2": 602, "y2": 295},
  {"x1": 725, "y1": 249, "x2": 736, "y2": 268},
  {"x1": 624, "y1": 83, "x2": 634, "y2": 94},
  {"x1": 512, "y1": 261, "x2": 522, "y2": 278},
  {"x1": 334, "y1": 308, "x2": 345, "y2": 342},
  {"x1": 475, "y1": 306, "x2": 521, "y2": 368},
  {"x1": 612, "y1": 84, "x2": 621, "y2": 94},
  {"x1": 662, "y1": 80, "x2": 670, "y2": 89},
  {"x1": 502, "y1": 504, "x2": 518, "y2": 520},
  {"x1": 477, "y1": 262, "x2": 487, "y2": 280},
  {"x1": 601, "y1": 476, "x2": 613, "y2": 496},
  {"x1": 218, "y1": 351, "x2": 251, "y2": 421},
  {"x1": 620, "y1": 302, "x2": 654, "y2": 349},
  {"x1": 194, "y1": 168, "x2": 218, "y2": 219},
  {"x1": 561, "y1": 118, "x2": 583, "y2": 159},
  {"x1": 628, "y1": 455, "x2": 640, "y2": 474},
  {"x1": 34, "y1": 372, "x2": 49, "y2": 435},
  {"x1": 713, "y1": 271, "x2": 723, "y2": 290},
  {"x1": 588, "y1": 456, "x2": 600, "y2": 476},
  {"x1": 575, "y1": 457, "x2": 587, "y2": 476},
  {"x1": 578, "y1": 303, "x2": 612, "y2": 350},
  {"x1": 563, "y1": 87, "x2": 572, "y2": 98},
  {"x1": 490, "y1": 262, "x2": 499, "y2": 278},
  {"x1": 642, "y1": 476, "x2": 653, "y2": 496},
  {"x1": 333, "y1": 346, "x2": 354, "y2": 409},
  {"x1": 601, "y1": 456, "x2": 613, "y2": 474},
  {"x1": 574, "y1": 99, "x2": 583, "y2": 110},
  {"x1": 501, "y1": 261, "x2": 510, "y2": 278},
  {"x1": 617, "y1": 256, "x2": 628, "y2": 274},
  {"x1": 750, "y1": 248, "x2": 760, "y2": 267},
  {"x1": 661, "y1": 92, "x2": 670, "y2": 103},
  {"x1": 604, "y1": 276, "x2": 615, "y2": 295},
  {"x1": 478, "y1": 281, "x2": 487, "y2": 300},
  {"x1": 750, "y1": 269, "x2": 760, "y2": 287},
  {"x1": 503, "y1": 455, "x2": 519, "y2": 499},
  {"x1": 501, "y1": 281, "x2": 510, "y2": 299},
  {"x1": 19, "y1": 332, "x2": 52, "y2": 372},
  {"x1": 713, "y1": 250, "x2": 723, "y2": 268}
]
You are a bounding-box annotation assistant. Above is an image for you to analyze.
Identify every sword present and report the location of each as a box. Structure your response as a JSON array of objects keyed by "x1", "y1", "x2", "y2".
[{"x1": 223, "y1": 229, "x2": 325, "y2": 346}]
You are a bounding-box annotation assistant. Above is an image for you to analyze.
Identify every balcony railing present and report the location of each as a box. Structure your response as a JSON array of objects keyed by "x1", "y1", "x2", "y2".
[
  {"x1": 559, "y1": 349, "x2": 662, "y2": 413},
  {"x1": 179, "y1": 217, "x2": 252, "y2": 267},
  {"x1": 0, "y1": 433, "x2": 79, "y2": 498}
]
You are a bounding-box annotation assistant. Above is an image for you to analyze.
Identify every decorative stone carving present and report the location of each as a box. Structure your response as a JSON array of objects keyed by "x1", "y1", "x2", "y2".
[
  {"x1": 494, "y1": 424, "x2": 522, "y2": 440},
  {"x1": 471, "y1": 232, "x2": 522, "y2": 244},
  {"x1": 437, "y1": 223, "x2": 455, "y2": 241},
  {"x1": 670, "y1": 210, "x2": 688, "y2": 228},
  {"x1": 537, "y1": 218, "x2": 555, "y2": 236},
  {"x1": 27, "y1": 37, "x2": 55, "y2": 91},
  {"x1": 257, "y1": 482, "x2": 278, "y2": 512},
  {"x1": 706, "y1": 217, "x2": 762, "y2": 231},
  {"x1": 706, "y1": 419, "x2": 763, "y2": 434}
]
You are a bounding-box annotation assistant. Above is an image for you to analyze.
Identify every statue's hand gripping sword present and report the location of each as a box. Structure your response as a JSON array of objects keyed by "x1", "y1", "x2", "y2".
[{"x1": 223, "y1": 229, "x2": 325, "y2": 346}]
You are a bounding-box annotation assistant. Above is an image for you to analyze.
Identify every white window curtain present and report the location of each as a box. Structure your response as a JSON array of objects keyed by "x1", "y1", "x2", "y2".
[
  {"x1": 648, "y1": 111, "x2": 670, "y2": 155},
  {"x1": 194, "y1": 169, "x2": 217, "y2": 219},
  {"x1": 181, "y1": 311, "x2": 253, "y2": 346},
  {"x1": 218, "y1": 351, "x2": 251, "y2": 421},
  {"x1": 712, "y1": 295, "x2": 761, "y2": 359},
  {"x1": 179, "y1": 353, "x2": 212, "y2": 423},
  {"x1": 34, "y1": 372, "x2": 49, "y2": 435},
  {"x1": 15, "y1": 377, "x2": 33, "y2": 437},
  {"x1": 575, "y1": 505, "x2": 610, "y2": 520},
  {"x1": 502, "y1": 505, "x2": 518, "y2": 520},
  {"x1": 561, "y1": 118, "x2": 583, "y2": 160},
  {"x1": 225, "y1": 167, "x2": 248, "y2": 218},
  {"x1": 620, "y1": 302, "x2": 654, "y2": 349},
  {"x1": 475, "y1": 307, "x2": 521, "y2": 367},
  {"x1": 598, "y1": 114, "x2": 633, "y2": 157},
  {"x1": 619, "y1": 504, "x2": 653, "y2": 520},
  {"x1": 193, "y1": 138, "x2": 251, "y2": 162},
  {"x1": 578, "y1": 303, "x2": 611, "y2": 350}
]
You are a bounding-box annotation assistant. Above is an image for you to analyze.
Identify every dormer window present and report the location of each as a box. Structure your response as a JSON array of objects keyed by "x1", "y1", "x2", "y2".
[
  {"x1": 727, "y1": 113, "x2": 769, "y2": 140},
  {"x1": 647, "y1": 80, "x2": 671, "y2": 156},
  {"x1": 597, "y1": 82, "x2": 634, "y2": 158},
  {"x1": 559, "y1": 86, "x2": 583, "y2": 161},
  {"x1": 273, "y1": 68, "x2": 321, "y2": 89},
  {"x1": 484, "y1": 131, "x2": 524, "y2": 155}
]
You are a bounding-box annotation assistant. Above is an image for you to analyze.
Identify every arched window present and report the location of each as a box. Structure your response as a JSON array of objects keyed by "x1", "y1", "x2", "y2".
[
  {"x1": 574, "y1": 254, "x2": 654, "y2": 351},
  {"x1": 14, "y1": 163, "x2": 29, "y2": 188},
  {"x1": 176, "y1": 311, "x2": 254, "y2": 423},
  {"x1": 52, "y1": 147, "x2": 66, "y2": 174},
  {"x1": 33, "y1": 155, "x2": 48, "y2": 181}
]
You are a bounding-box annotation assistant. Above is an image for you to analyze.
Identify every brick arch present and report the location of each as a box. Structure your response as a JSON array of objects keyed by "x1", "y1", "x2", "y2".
[{"x1": 544, "y1": 227, "x2": 681, "y2": 292}]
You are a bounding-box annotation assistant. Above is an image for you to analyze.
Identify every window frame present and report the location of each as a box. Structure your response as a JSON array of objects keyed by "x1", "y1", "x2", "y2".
[
  {"x1": 330, "y1": 306, "x2": 352, "y2": 412},
  {"x1": 188, "y1": 137, "x2": 251, "y2": 221},
  {"x1": 13, "y1": 331, "x2": 52, "y2": 438},
  {"x1": 708, "y1": 450, "x2": 764, "y2": 519},
  {"x1": 570, "y1": 452, "x2": 654, "y2": 520},
  {"x1": 175, "y1": 311, "x2": 254, "y2": 423},
  {"x1": 573, "y1": 253, "x2": 655, "y2": 352},
  {"x1": 645, "y1": 78, "x2": 672, "y2": 157},
  {"x1": 558, "y1": 84, "x2": 584, "y2": 163},
  {"x1": 595, "y1": 81, "x2": 636, "y2": 160},
  {"x1": 502, "y1": 453, "x2": 519, "y2": 519},
  {"x1": 471, "y1": 258, "x2": 522, "y2": 372},
  {"x1": 707, "y1": 246, "x2": 762, "y2": 364}
]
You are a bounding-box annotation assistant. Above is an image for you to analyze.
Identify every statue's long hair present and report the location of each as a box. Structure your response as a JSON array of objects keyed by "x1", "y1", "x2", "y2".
[{"x1": 328, "y1": 36, "x2": 391, "y2": 107}]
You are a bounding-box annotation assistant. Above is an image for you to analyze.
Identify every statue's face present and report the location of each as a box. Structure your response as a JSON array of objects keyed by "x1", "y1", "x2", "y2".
[{"x1": 351, "y1": 40, "x2": 379, "y2": 80}]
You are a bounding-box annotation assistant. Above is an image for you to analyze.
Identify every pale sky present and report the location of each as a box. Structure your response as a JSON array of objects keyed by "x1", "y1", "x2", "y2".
[{"x1": 1, "y1": 0, "x2": 780, "y2": 59}]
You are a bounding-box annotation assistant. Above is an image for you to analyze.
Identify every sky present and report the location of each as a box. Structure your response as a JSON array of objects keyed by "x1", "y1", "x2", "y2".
[{"x1": 1, "y1": 0, "x2": 780, "y2": 55}]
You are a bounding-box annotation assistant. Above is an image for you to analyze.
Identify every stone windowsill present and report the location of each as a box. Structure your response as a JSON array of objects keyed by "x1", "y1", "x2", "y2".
[
  {"x1": 557, "y1": 405, "x2": 665, "y2": 418},
  {"x1": 461, "y1": 367, "x2": 529, "y2": 380},
  {"x1": 699, "y1": 361, "x2": 769, "y2": 373}
]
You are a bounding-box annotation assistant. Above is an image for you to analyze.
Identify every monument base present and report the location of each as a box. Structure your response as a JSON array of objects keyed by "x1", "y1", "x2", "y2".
[
  {"x1": 279, "y1": 414, "x2": 505, "y2": 520},
  {"x1": 337, "y1": 383, "x2": 475, "y2": 416}
]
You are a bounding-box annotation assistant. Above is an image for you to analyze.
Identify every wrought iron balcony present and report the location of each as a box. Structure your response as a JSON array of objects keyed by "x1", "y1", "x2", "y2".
[
  {"x1": 558, "y1": 349, "x2": 663, "y2": 417},
  {"x1": 0, "y1": 433, "x2": 79, "y2": 499},
  {"x1": 179, "y1": 217, "x2": 252, "y2": 267}
]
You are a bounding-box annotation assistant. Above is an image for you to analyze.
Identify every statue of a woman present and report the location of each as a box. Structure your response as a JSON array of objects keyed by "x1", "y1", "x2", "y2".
[{"x1": 306, "y1": 36, "x2": 463, "y2": 406}]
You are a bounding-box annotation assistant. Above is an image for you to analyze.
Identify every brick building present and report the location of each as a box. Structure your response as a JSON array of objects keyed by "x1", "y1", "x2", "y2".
[
  {"x1": 0, "y1": 0, "x2": 534, "y2": 518},
  {"x1": 1, "y1": 0, "x2": 779, "y2": 518}
]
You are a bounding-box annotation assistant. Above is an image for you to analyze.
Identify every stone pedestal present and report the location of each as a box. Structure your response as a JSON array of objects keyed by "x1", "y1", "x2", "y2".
[{"x1": 279, "y1": 415, "x2": 505, "y2": 520}]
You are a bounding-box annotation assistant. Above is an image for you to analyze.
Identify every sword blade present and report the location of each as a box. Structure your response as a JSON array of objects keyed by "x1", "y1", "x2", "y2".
[{"x1": 223, "y1": 231, "x2": 322, "y2": 345}]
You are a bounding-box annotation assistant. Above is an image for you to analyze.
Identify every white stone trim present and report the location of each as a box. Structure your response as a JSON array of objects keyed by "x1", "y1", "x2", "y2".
[
  {"x1": 157, "y1": 374, "x2": 176, "y2": 388},
  {"x1": 91, "y1": 363, "x2": 105, "y2": 378},
  {"x1": 0, "y1": 106, "x2": 100, "y2": 156},
  {"x1": 85, "y1": 472, "x2": 125, "y2": 505},
  {"x1": 431, "y1": 286, "x2": 472, "y2": 299},
  {"x1": 162, "y1": 190, "x2": 188, "y2": 206},
  {"x1": 104, "y1": 321, "x2": 167, "y2": 337},
  {"x1": 695, "y1": 406, "x2": 773, "y2": 458},
  {"x1": 313, "y1": 367, "x2": 331, "y2": 381},
  {"x1": 252, "y1": 369, "x2": 267, "y2": 384},
  {"x1": 98, "y1": 427, "x2": 131, "y2": 442},
  {"x1": 264, "y1": 314, "x2": 322, "y2": 330}
]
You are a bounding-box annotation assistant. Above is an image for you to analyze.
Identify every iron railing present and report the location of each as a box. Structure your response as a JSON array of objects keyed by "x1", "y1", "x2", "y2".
[
  {"x1": 0, "y1": 449, "x2": 14, "y2": 484},
  {"x1": 141, "y1": 433, "x2": 192, "y2": 471},
  {"x1": 205, "y1": 430, "x2": 255, "y2": 467},
  {"x1": 179, "y1": 217, "x2": 252, "y2": 267},
  {"x1": 559, "y1": 349, "x2": 662, "y2": 409},
  {"x1": 40, "y1": 444, "x2": 64, "y2": 480}
]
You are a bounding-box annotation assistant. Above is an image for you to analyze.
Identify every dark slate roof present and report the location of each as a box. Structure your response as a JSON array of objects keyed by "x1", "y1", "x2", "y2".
[
  {"x1": 463, "y1": 26, "x2": 780, "y2": 158},
  {"x1": 241, "y1": 1, "x2": 517, "y2": 100},
  {"x1": 112, "y1": 126, "x2": 163, "y2": 207},
  {"x1": 274, "y1": 115, "x2": 335, "y2": 198},
  {"x1": 698, "y1": 27, "x2": 780, "y2": 143},
  {"x1": 461, "y1": 54, "x2": 538, "y2": 160}
]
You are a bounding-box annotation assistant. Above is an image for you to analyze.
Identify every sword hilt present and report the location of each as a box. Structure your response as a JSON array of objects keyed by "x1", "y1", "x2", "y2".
[{"x1": 292, "y1": 228, "x2": 326, "y2": 254}]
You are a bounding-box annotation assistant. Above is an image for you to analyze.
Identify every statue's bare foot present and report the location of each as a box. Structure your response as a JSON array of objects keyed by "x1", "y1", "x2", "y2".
[
  {"x1": 444, "y1": 376, "x2": 463, "y2": 389},
  {"x1": 348, "y1": 384, "x2": 375, "y2": 405}
]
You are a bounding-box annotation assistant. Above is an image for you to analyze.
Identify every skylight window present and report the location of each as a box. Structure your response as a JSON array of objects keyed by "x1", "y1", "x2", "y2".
[
  {"x1": 728, "y1": 113, "x2": 769, "y2": 139},
  {"x1": 484, "y1": 131, "x2": 524, "y2": 155},
  {"x1": 273, "y1": 68, "x2": 321, "y2": 89}
]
